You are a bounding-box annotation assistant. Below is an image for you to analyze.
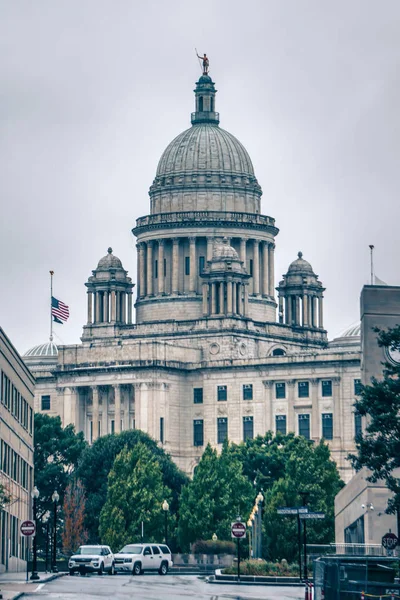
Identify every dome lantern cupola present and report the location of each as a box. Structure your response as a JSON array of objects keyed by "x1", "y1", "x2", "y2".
[
  {"x1": 277, "y1": 252, "x2": 325, "y2": 330},
  {"x1": 191, "y1": 74, "x2": 219, "y2": 125}
]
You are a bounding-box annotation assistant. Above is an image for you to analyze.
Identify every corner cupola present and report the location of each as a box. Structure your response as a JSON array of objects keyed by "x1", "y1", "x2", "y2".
[{"x1": 191, "y1": 74, "x2": 219, "y2": 125}]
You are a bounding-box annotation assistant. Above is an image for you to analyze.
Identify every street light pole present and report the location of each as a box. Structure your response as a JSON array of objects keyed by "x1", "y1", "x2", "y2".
[
  {"x1": 162, "y1": 500, "x2": 169, "y2": 546},
  {"x1": 30, "y1": 486, "x2": 40, "y2": 581},
  {"x1": 51, "y1": 491, "x2": 59, "y2": 573}
]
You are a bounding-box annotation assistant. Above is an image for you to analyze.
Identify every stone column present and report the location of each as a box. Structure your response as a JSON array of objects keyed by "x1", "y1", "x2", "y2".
[
  {"x1": 189, "y1": 237, "x2": 196, "y2": 293},
  {"x1": 287, "y1": 296, "x2": 292, "y2": 325},
  {"x1": 227, "y1": 280, "x2": 233, "y2": 314},
  {"x1": 284, "y1": 297, "x2": 289, "y2": 324},
  {"x1": 63, "y1": 387, "x2": 78, "y2": 427},
  {"x1": 136, "y1": 244, "x2": 141, "y2": 298},
  {"x1": 172, "y1": 238, "x2": 179, "y2": 293},
  {"x1": 238, "y1": 284, "x2": 244, "y2": 315},
  {"x1": 333, "y1": 377, "x2": 341, "y2": 439},
  {"x1": 262, "y1": 242, "x2": 269, "y2": 296},
  {"x1": 295, "y1": 296, "x2": 300, "y2": 325},
  {"x1": 219, "y1": 282, "x2": 225, "y2": 314},
  {"x1": 95, "y1": 292, "x2": 101, "y2": 323},
  {"x1": 244, "y1": 286, "x2": 249, "y2": 316},
  {"x1": 158, "y1": 240, "x2": 165, "y2": 295},
  {"x1": 287, "y1": 380, "x2": 296, "y2": 433},
  {"x1": 110, "y1": 290, "x2": 116, "y2": 322},
  {"x1": 312, "y1": 297, "x2": 318, "y2": 328},
  {"x1": 268, "y1": 243, "x2": 275, "y2": 296},
  {"x1": 115, "y1": 291, "x2": 120, "y2": 322},
  {"x1": 207, "y1": 236, "x2": 214, "y2": 262},
  {"x1": 310, "y1": 378, "x2": 319, "y2": 441},
  {"x1": 114, "y1": 384, "x2": 121, "y2": 433},
  {"x1": 138, "y1": 243, "x2": 145, "y2": 297},
  {"x1": 87, "y1": 292, "x2": 93, "y2": 325},
  {"x1": 253, "y1": 240, "x2": 260, "y2": 295},
  {"x1": 318, "y1": 296, "x2": 324, "y2": 329},
  {"x1": 211, "y1": 283, "x2": 217, "y2": 314},
  {"x1": 302, "y1": 294, "x2": 308, "y2": 327},
  {"x1": 240, "y1": 238, "x2": 247, "y2": 265},
  {"x1": 146, "y1": 241, "x2": 153, "y2": 296},
  {"x1": 92, "y1": 386, "x2": 99, "y2": 442},
  {"x1": 127, "y1": 292, "x2": 133, "y2": 324},
  {"x1": 101, "y1": 387, "x2": 108, "y2": 436},
  {"x1": 262, "y1": 381, "x2": 274, "y2": 437},
  {"x1": 232, "y1": 283, "x2": 237, "y2": 314},
  {"x1": 202, "y1": 283, "x2": 208, "y2": 315},
  {"x1": 104, "y1": 292, "x2": 109, "y2": 323},
  {"x1": 122, "y1": 292, "x2": 127, "y2": 324},
  {"x1": 278, "y1": 295, "x2": 284, "y2": 323}
]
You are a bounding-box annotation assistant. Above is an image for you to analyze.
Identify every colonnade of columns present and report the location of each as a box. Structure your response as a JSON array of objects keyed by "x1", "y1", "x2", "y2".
[
  {"x1": 87, "y1": 289, "x2": 133, "y2": 325},
  {"x1": 136, "y1": 236, "x2": 275, "y2": 299},
  {"x1": 88, "y1": 384, "x2": 134, "y2": 442},
  {"x1": 202, "y1": 280, "x2": 249, "y2": 316},
  {"x1": 279, "y1": 293, "x2": 324, "y2": 329}
]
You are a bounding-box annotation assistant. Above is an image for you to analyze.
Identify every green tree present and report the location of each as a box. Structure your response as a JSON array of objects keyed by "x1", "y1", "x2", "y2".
[
  {"x1": 77, "y1": 429, "x2": 187, "y2": 543},
  {"x1": 178, "y1": 443, "x2": 254, "y2": 550},
  {"x1": 62, "y1": 479, "x2": 88, "y2": 555},
  {"x1": 349, "y1": 325, "x2": 400, "y2": 517},
  {"x1": 99, "y1": 443, "x2": 168, "y2": 551},
  {"x1": 263, "y1": 437, "x2": 344, "y2": 561},
  {"x1": 0, "y1": 482, "x2": 10, "y2": 510}
]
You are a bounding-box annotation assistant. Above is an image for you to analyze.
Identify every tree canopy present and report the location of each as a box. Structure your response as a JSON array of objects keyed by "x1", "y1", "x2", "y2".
[
  {"x1": 77, "y1": 429, "x2": 188, "y2": 542},
  {"x1": 99, "y1": 443, "x2": 168, "y2": 551},
  {"x1": 349, "y1": 325, "x2": 400, "y2": 515}
]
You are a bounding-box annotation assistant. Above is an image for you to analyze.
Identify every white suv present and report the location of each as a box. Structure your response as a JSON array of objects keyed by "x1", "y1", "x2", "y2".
[
  {"x1": 69, "y1": 545, "x2": 115, "y2": 576},
  {"x1": 114, "y1": 543, "x2": 173, "y2": 575}
]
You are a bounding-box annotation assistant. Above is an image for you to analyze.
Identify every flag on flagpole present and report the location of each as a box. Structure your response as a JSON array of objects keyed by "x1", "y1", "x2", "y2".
[{"x1": 51, "y1": 296, "x2": 70, "y2": 324}]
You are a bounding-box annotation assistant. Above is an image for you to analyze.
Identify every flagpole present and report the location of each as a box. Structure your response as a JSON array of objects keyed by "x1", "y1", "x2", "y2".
[
  {"x1": 369, "y1": 245, "x2": 374, "y2": 286},
  {"x1": 49, "y1": 270, "x2": 54, "y2": 341}
]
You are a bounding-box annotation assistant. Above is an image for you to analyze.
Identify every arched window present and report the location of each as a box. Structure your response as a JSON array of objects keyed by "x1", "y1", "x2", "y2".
[
  {"x1": 272, "y1": 348, "x2": 286, "y2": 357},
  {"x1": 199, "y1": 96, "x2": 204, "y2": 111},
  {"x1": 210, "y1": 97, "x2": 214, "y2": 112}
]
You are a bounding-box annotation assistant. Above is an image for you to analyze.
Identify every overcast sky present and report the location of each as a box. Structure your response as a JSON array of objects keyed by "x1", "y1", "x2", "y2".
[{"x1": 1, "y1": 0, "x2": 400, "y2": 354}]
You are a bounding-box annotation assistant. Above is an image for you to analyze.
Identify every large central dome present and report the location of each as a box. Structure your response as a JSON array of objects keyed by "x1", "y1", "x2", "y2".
[{"x1": 149, "y1": 74, "x2": 262, "y2": 215}]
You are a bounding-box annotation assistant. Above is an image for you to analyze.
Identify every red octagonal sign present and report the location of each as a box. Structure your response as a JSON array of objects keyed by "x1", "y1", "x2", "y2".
[
  {"x1": 20, "y1": 520, "x2": 36, "y2": 537},
  {"x1": 382, "y1": 532, "x2": 398, "y2": 550},
  {"x1": 231, "y1": 521, "x2": 246, "y2": 539}
]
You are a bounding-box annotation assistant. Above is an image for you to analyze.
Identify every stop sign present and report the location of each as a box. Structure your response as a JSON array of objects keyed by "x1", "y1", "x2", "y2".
[
  {"x1": 231, "y1": 521, "x2": 246, "y2": 539},
  {"x1": 20, "y1": 520, "x2": 36, "y2": 537},
  {"x1": 382, "y1": 532, "x2": 398, "y2": 549}
]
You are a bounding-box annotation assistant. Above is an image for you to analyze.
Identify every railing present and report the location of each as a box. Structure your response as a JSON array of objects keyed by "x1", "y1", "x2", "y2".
[
  {"x1": 191, "y1": 111, "x2": 219, "y2": 124},
  {"x1": 134, "y1": 210, "x2": 276, "y2": 230},
  {"x1": 308, "y1": 543, "x2": 398, "y2": 557}
]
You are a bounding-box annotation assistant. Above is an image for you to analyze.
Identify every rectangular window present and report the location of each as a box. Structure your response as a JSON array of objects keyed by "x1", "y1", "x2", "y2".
[
  {"x1": 193, "y1": 388, "x2": 203, "y2": 404},
  {"x1": 298, "y1": 414, "x2": 310, "y2": 439},
  {"x1": 41, "y1": 395, "x2": 51, "y2": 411},
  {"x1": 275, "y1": 415, "x2": 287, "y2": 435},
  {"x1": 160, "y1": 417, "x2": 164, "y2": 443},
  {"x1": 163, "y1": 258, "x2": 167, "y2": 277},
  {"x1": 217, "y1": 385, "x2": 227, "y2": 401},
  {"x1": 298, "y1": 382, "x2": 309, "y2": 398},
  {"x1": 98, "y1": 420, "x2": 101, "y2": 437},
  {"x1": 243, "y1": 384, "x2": 253, "y2": 401},
  {"x1": 354, "y1": 413, "x2": 362, "y2": 438},
  {"x1": 111, "y1": 420, "x2": 115, "y2": 434},
  {"x1": 243, "y1": 416, "x2": 254, "y2": 441},
  {"x1": 275, "y1": 382, "x2": 286, "y2": 399},
  {"x1": 217, "y1": 417, "x2": 228, "y2": 444},
  {"x1": 90, "y1": 421, "x2": 93, "y2": 443},
  {"x1": 154, "y1": 259, "x2": 158, "y2": 279},
  {"x1": 354, "y1": 379, "x2": 362, "y2": 396},
  {"x1": 193, "y1": 420, "x2": 204, "y2": 446},
  {"x1": 249, "y1": 259, "x2": 254, "y2": 276},
  {"x1": 322, "y1": 380, "x2": 332, "y2": 397},
  {"x1": 199, "y1": 256, "x2": 205, "y2": 274},
  {"x1": 185, "y1": 256, "x2": 190, "y2": 275},
  {"x1": 322, "y1": 413, "x2": 333, "y2": 440}
]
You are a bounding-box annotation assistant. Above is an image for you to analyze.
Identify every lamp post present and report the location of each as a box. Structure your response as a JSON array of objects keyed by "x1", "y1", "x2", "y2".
[
  {"x1": 256, "y1": 491, "x2": 264, "y2": 559},
  {"x1": 247, "y1": 519, "x2": 252, "y2": 559},
  {"x1": 162, "y1": 500, "x2": 169, "y2": 546},
  {"x1": 30, "y1": 486, "x2": 40, "y2": 581},
  {"x1": 51, "y1": 491, "x2": 59, "y2": 573},
  {"x1": 42, "y1": 511, "x2": 50, "y2": 573}
]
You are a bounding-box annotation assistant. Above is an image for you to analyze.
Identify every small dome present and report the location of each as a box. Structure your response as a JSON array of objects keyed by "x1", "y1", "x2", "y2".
[
  {"x1": 24, "y1": 341, "x2": 58, "y2": 357},
  {"x1": 213, "y1": 238, "x2": 240, "y2": 261},
  {"x1": 341, "y1": 323, "x2": 361, "y2": 338},
  {"x1": 287, "y1": 252, "x2": 315, "y2": 275},
  {"x1": 97, "y1": 248, "x2": 123, "y2": 270}
]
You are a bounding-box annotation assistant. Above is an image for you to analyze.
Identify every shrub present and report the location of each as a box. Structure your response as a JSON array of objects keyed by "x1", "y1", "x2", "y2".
[
  {"x1": 223, "y1": 559, "x2": 300, "y2": 577},
  {"x1": 192, "y1": 539, "x2": 236, "y2": 555}
]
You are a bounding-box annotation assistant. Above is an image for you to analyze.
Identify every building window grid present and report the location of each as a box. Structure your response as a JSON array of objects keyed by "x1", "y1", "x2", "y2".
[
  {"x1": 275, "y1": 382, "x2": 286, "y2": 399},
  {"x1": 243, "y1": 416, "x2": 254, "y2": 441},
  {"x1": 322, "y1": 380, "x2": 332, "y2": 397},
  {"x1": 185, "y1": 256, "x2": 190, "y2": 276},
  {"x1": 217, "y1": 385, "x2": 227, "y2": 401},
  {"x1": 160, "y1": 417, "x2": 164, "y2": 443},
  {"x1": 322, "y1": 413, "x2": 333, "y2": 440},
  {"x1": 275, "y1": 415, "x2": 287, "y2": 435},
  {"x1": 298, "y1": 382, "x2": 309, "y2": 398},
  {"x1": 354, "y1": 379, "x2": 362, "y2": 396},
  {"x1": 243, "y1": 384, "x2": 253, "y2": 401},
  {"x1": 298, "y1": 414, "x2": 310, "y2": 440},
  {"x1": 354, "y1": 413, "x2": 362, "y2": 438},
  {"x1": 217, "y1": 417, "x2": 228, "y2": 444},
  {"x1": 41, "y1": 395, "x2": 51, "y2": 411},
  {"x1": 193, "y1": 388, "x2": 203, "y2": 404},
  {"x1": 193, "y1": 420, "x2": 204, "y2": 446},
  {"x1": 0, "y1": 369, "x2": 32, "y2": 435}
]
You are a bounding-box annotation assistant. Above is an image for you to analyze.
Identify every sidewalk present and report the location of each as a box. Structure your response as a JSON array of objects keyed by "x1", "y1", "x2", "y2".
[{"x1": 0, "y1": 571, "x2": 67, "y2": 600}]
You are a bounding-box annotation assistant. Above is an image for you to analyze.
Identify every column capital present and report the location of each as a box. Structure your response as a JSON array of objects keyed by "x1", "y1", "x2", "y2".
[
  {"x1": 172, "y1": 237, "x2": 180, "y2": 245},
  {"x1": 158, "y1": 239, "x2": 165, "y2": 247},
  {"x1": 189, "y1": 236, "x2": 196, "y2": 243},
  {"x1": 262, "y1": 380, "x2": 274, "y2": 388},
  {"x1": 136, "y1": 242, "x2": 145, "y2": 250}
]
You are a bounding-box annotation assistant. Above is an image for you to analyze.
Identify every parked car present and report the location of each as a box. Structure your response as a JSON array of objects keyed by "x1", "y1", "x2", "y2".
[
  {"x1": 114, "y1": 543, "x2": 173, "y2": 575},
  {"x1": 68, "y1": 545, "x2": 115, "y2": 576}
]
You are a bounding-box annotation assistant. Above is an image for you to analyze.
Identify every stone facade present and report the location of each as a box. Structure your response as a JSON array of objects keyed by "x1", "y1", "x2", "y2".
[
  {"x1": 0, "y1": 327, "x2": 35, "y2": 573},
  {"x1": 24, "y1": 71, "x2": 362, "y2": 483}
]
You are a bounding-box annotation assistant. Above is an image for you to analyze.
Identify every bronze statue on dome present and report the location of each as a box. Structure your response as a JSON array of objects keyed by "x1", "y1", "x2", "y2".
[{"x1": 196, "y1": 52, "x2": 209, "y2": 75}]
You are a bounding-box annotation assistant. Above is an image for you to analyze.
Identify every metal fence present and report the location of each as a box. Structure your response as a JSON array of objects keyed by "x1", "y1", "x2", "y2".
[{"x1": 308, "y1": 544, "x2": 399, "y2": 558}]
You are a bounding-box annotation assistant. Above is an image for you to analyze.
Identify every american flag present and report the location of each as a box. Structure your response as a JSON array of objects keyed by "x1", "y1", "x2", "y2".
[{"x1": 51, "y1": 296, "x2": 70, "y2": 324}]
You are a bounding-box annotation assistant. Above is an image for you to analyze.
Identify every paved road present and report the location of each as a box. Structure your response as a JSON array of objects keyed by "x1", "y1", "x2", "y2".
[{"x1": 23, "y1": 573, "x2": 304, "y2": 600}]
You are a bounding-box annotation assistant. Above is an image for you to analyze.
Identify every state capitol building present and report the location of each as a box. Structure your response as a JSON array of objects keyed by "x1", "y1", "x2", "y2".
[{"x1": 24, "y1": 68, "x2": 361, "y2": 482}]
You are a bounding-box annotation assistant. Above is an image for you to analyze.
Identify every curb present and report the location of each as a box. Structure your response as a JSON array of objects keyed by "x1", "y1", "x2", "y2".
[
  {"x1": 0, "y1": 572, "x2": 68, "y2": 599},
  {"x1": 207, "y1": 570, "x2": 304, "y2": 587}
]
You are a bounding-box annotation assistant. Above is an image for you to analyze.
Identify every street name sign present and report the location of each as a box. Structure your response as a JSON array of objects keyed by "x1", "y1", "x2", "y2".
[
  {"x1": 20, "y1": 520, "x2": 36, "y2": 537},
  {"x1": 277, "y1": 507, "x2": 309, "y2": 515},
  {"x1": 382, "y1": 532, "x2": 398, "y2": 549},
  {"x1": 299, "y1": 512, "x2": 325, "y2": 520},
  {"x1": 231, "y1": 521, "x2": 246, "y2": 539}
]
